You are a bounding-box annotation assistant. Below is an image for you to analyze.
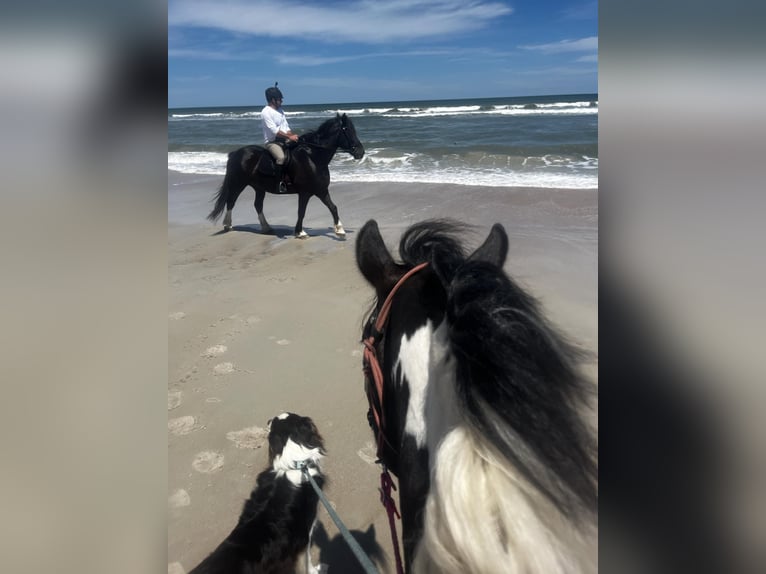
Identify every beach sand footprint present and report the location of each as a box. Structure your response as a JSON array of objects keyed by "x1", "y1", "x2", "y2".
[
  {"x1": 202, "y1": 344, "x2": 227, "y2": 357},
  {"x1": 213, "y1": 362, "x2": 235, "y2": 375},
  {"x1": 357, "y1": 441, "x2": 378, "y2": 465},
  {"x1": 168, "y1": 416, "x2": 197, "y2": 436},
  {"x1": 226, "y1": 426, "x2": 269, "y2": 449},
  {"x1": 192, "y1": 451, "x2": 224, "y2": 474},
  {"x1": 168, "y1": 489, "x2": 191, "y2": 509},
  {"x1": 168, "y1": 390, "x2": 182, "y2": 411}
]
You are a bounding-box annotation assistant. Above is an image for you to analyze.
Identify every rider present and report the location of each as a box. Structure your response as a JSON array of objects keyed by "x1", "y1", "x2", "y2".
[{"x1": 261, "y1": 83, "x2": 299, "y2": 193}]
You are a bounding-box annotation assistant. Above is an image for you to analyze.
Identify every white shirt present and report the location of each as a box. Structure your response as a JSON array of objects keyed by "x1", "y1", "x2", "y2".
[{"x1": 261, "y1": 105, "x2": 291, "y2": 144}]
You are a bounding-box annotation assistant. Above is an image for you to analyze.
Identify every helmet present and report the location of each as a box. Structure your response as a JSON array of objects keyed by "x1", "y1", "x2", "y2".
[{"x1": 265, "y1": 84, "x2": 283, "y2": 104}]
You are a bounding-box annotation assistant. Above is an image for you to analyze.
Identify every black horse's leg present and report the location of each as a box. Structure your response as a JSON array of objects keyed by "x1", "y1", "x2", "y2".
[
  {"x1": 253, "y1": 188, "x2": 273, "y2": 234},
  {"x1": 316, "y1": 190, "x2": 346, "y2": 237},
  {"x1": 223, "y1": 181, "x2": 247, "y2": 231},
  {"x1": 294, "y1": 192, "x2": 311, "y2": 239}
]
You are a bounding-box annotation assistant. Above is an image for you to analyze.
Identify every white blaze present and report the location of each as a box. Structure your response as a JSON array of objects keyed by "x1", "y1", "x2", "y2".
[{"x1": 394, "y1": 321, "x2": 434, "y2": 448}]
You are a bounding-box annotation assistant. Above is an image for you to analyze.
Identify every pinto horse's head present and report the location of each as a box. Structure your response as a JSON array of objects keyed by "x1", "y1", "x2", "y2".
[
  {"x1": 355, "y1": 219, "x2": 597, "y2": 572},
  {"x1": 355, "y1": 219, "x2": 507, "y2": 472}
]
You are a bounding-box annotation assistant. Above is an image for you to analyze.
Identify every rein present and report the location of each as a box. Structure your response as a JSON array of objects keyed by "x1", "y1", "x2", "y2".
[
  {"x1": 361, "y1": 261, "x2": 429, "y2": 574},
  {"x1": 296, "y1": 124, "x2": 358, "y2": 156},
  {"x1": 299, "y1": 463, "x2": 379, "y2": 574},
  {"x1": 363, "y1": 262, "x2": 429, "y2": 458}
]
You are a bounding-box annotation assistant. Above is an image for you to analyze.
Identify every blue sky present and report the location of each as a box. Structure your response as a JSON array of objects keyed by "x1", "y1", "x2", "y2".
[{"x1": 168, "y1": 0, "x2": 597, "y2": 108}]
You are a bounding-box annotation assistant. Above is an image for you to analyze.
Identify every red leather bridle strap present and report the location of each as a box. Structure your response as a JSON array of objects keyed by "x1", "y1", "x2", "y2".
[{"x1": 362, "y1": 262, "x2": 429, "y2": 458}]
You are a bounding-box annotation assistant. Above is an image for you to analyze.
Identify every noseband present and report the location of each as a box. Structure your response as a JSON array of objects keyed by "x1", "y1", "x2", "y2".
[
  {"x1": 339, "y1": 124, "x2": 359, "y2": 156},
  {"x1": 362, "y1": 262, "x2": 429, "y2": 459}
]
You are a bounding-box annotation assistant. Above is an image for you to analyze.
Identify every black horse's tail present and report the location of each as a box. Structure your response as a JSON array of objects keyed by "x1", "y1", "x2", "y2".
[
  {"x1": 207, "y1": 148, "x2": 248, "y2": 222},
  {"x1": 207, "y1": 151, "x2": 237, "y2": 222}
]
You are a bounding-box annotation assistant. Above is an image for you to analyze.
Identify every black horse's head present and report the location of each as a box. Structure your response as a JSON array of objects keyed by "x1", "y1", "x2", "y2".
[{"x1": 337, "y1": 113, "x2": 365, "y2": 160}]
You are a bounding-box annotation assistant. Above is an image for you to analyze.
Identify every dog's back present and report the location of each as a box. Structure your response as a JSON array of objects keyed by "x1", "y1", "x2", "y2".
[{"x1": 190, "y1": 413, "x2": 326, "y2": 574}]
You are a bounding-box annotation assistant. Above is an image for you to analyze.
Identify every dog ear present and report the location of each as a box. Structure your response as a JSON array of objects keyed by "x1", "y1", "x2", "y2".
[
  {"x1": 300, "y1": 417, "x2": 325, "y2": 452},
  {"x1": 268, "y1": 431, "x2": 287, "y2": 462}
]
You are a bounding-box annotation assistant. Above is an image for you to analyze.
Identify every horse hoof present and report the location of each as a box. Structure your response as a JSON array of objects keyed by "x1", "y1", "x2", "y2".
[
  {"x1": 334, "y1": 224, "x2": 346, "y2": 237},
  {"x1": 223, "y1": 225, "x2": 231, "y2": 232},
  {"x1": 295, "y1": 231, "x2": 309, "y2": 240},
  {"x1": 261, "y1": 226, "x2": 273, "y2": 234}
]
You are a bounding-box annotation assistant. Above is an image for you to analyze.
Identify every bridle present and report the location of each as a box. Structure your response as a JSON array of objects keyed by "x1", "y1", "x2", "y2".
[
  {"x1": 361, "y1": 261, "x2": 428, "y2": 574},
  {"x1": 294, "y1": 120, "x2": 360, "y2": 156},
  {"x1": 338, "y1": 122, "x2": 360, "y2": 156},
  {"x1": 362, "y1": 262, "x2": 429, "y2": 460}
]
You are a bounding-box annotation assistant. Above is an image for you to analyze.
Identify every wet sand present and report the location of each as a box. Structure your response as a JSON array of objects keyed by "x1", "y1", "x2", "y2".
[{"x1": 167, "y1": 170, "x2": 597, "y2": 573}]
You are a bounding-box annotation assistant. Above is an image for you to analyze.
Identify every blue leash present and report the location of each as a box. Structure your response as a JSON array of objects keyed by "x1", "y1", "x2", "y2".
[{"x1": 299, "y1": 463, "x2": 380, "y2": 574}]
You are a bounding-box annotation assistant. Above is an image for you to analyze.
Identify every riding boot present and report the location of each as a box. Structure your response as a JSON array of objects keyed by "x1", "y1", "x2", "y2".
[{"x1": 274, "y1": 164, "x2": 287, "y2": 193}]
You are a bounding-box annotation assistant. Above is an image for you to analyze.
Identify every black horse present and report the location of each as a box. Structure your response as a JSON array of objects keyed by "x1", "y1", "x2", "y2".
[
  {"x1": 356, "y1": 219, "x2": 597, "y2": 573},
  {"x1": 207, "y1": 113, "x2": 364, "y2": 239}
]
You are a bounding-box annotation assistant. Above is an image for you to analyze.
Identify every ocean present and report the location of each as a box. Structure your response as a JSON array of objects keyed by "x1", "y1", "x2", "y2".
[{"x1": 168, "y1": 93, "x2": 597, "y2": 189}]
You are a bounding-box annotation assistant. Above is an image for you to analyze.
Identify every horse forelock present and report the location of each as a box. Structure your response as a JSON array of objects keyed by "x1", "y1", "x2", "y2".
[{"x1": 398, "y1": 219, "x2": 470, "y2": 273}]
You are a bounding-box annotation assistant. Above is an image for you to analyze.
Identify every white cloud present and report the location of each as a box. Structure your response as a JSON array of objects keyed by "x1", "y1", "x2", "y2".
[
  {"x1": 276, "y1": 49, "x2": 459, "y2": 66},
  {"x1": 168, "y1": 0, "x2": 513, "y2": 44},
  {"x1": 576, "y1": 54, "x2": 598, "y2": 63},
  {"x1": 519, "y1": 36, "x2": 598, "y2": 54},
  {"x1": 168, "y1": 48, "x2": 250, "y2": 61}
]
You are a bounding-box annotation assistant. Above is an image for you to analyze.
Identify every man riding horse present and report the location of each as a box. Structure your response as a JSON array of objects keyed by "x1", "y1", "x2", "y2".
[{"x1": 261, "y1": 83, "x2": 298, "y2": 194}]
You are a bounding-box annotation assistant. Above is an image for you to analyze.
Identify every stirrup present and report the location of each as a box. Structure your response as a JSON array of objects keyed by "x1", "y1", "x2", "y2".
[{"x1": 278, "y1": 181, "x2": 287, "y2": 193}]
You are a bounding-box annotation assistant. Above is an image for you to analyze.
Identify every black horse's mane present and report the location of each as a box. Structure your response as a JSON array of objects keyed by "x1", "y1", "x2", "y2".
[
  {"x1": 397, "y1": 219, "x2": 597, "y2": 519},
  {"x1": 299, "y1": 115, "x2": 341, "y2": 146}
]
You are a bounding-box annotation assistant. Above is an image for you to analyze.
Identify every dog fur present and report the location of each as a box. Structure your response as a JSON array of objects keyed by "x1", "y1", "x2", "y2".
[{"x1": 190, "y1": 412, "x2": 326, "y2": 574}]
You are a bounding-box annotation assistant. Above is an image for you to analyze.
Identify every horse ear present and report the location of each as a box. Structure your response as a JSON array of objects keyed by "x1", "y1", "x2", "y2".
[
  {"x1": 356, "y1": 220, "x2": 397, "y2": 294},
  {"x1": 468, "y1": 223, "x2": 508, "y2": 267}
]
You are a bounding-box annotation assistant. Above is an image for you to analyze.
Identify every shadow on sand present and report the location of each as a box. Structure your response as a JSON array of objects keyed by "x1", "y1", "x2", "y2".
[{"x1": 312, "y1": 521, "x2": 387, "y2": 573}]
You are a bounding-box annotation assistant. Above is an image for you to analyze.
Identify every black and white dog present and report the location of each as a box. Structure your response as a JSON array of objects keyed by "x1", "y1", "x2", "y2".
[{"x1": 190, "y1": 412, "x2": 326, "y2": 574}]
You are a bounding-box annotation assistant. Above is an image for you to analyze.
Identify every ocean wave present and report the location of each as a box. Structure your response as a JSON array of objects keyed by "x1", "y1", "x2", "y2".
[
  {"x1": 168, "y1": 151, "x2": 597, "y2": 189},
  {"x1": 170, "y1": 101, "x2": 598, "y2": 122},
  {"x1": 169, "y1": 111, "x2": 262, "y2": 121}
]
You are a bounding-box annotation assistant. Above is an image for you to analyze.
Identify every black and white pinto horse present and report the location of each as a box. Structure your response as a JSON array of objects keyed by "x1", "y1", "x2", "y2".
[
  {"x1": 207, "y1": 113, "x2": 364, "y2": 239},
  {"x1": 356, "y1": 219, "x2": 597, "y2": 573}
]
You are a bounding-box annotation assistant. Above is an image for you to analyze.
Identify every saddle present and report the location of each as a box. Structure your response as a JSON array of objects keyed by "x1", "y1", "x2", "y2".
[{"x1": 255, "y1": 141, "x2": 293, "y2": 178}]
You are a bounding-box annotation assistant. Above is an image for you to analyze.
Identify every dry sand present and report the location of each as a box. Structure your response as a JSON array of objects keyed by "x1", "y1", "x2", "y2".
[{"x1": 168, "y1": 170, "x2": 598, "y2": 573}]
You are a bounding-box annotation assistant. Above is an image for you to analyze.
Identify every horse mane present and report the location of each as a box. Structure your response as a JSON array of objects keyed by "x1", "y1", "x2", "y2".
[
  {"x1": 397, "y1": 220, "x2": 597, "y2": 519},
  {"x1": 299, "y1": 115, "x2": 341, "y2": 146}
]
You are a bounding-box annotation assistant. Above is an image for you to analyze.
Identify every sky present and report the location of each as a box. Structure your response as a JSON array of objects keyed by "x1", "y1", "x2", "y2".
[{"x1": 168, "y1": 0, "x2": 597, "y2": 108}]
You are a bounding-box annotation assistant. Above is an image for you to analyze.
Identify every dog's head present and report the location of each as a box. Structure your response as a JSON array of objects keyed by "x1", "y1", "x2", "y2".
[{"x1": 267, "y1": 413, "x2": 325, "y2": 485}]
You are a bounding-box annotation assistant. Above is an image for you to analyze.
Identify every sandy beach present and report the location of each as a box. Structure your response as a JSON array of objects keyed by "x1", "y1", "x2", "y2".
[{"x1": 167, "y1": 170, "x2": 597, "y2": 573}]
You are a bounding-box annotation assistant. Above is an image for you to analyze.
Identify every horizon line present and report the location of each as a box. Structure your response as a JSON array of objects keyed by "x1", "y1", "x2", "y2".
[{"x1": 168, "y1": 92, "x2": 599, "y2": 110}]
